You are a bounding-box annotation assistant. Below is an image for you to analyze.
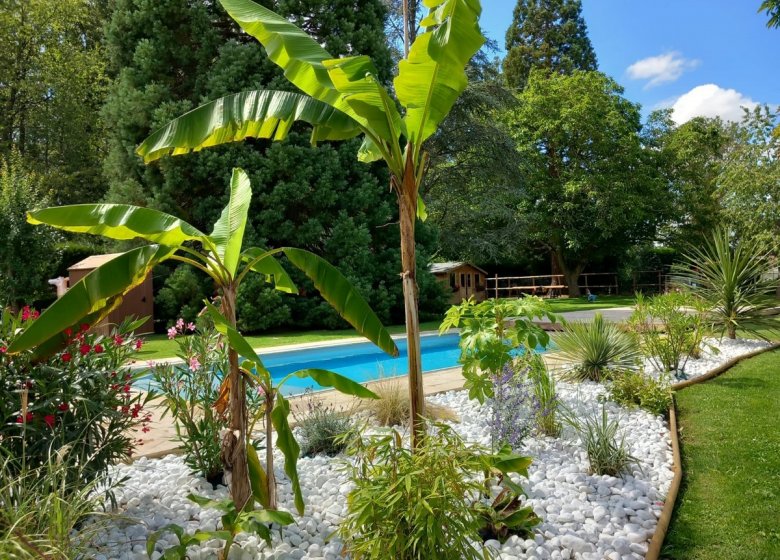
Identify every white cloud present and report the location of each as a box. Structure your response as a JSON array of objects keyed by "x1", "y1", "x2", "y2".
[
  {"x1": 626, "y1": 51, "x2": 699, "y2": 88},
  {"x1": 671, "y1": 84, "x2": 758, "y2": 124}
]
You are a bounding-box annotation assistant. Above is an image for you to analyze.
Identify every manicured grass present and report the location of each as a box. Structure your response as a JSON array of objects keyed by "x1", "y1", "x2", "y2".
[
  {"x1": 136, "y1": 295, "x2": 636, "y2": 360},
  {"x1": 664, "y1": 349, "x2": 780, "y2": 559},
  {"x1": 136, "y1": 321, "x2": 444, "y2": 360},
  {"x1": 545, "y1": 294, "x2": 635, "y2": 314}
]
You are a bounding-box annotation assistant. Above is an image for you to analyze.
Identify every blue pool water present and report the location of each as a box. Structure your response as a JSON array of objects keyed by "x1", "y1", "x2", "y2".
[{"x1": 268, "y1": 333, "x2": 461, "y2": 395}]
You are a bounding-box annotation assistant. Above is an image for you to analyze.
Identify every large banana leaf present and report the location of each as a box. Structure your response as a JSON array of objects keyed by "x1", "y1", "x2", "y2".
[
  {"x1": 270, "y1": 394, "x2": 304, "y2": 514},
  {"x1": 8, "y1": 245, "x2": 176, "y2": 354},
  {"x1": 203, "y1": 301, "x2": 271, "y2": 381},
  {"x1": 210, "y1": 168, "x2": 252, "y2": 277},
  {"x1": 136, "y1": 90, "x2": 361, "y2": 163},
  {"x1": 394, "y1": 0, "x2": 484, "y2": 149},
  {"x1": 27, "y1": 204, "x2": 205, "y2": 246},
  {"x1": 287, "y1": 368, "x2": 379, "y2": 399},
  {"x1": 246, "y1": 443, "x2": 270, "y2": 508},
  {"x1": 281, "y1": 248, "x2": 398, "y2": 357},
  {"x1": 241, "y1": 247, "x2": 297, "y2": 294}
]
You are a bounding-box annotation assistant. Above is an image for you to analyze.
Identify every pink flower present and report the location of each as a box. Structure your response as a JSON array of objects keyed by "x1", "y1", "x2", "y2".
[
  {"x1": 188, "y1": 357, "x2": 201, "y2": 371},
  {"x1": 21, "y1": 306, "x2": 31, "y2": 320},
  {"x1": 167, "y1": 326, "x2": 177, "y2": 340},
  {"x1": 186, "y1": 322, "x2": 196, "y2": 332},
  {"x1": 134, "y1": 339, "x2": 143, "y2": 350},
  {"x1": 0, "y1": 346, "x2": 6, "y2": 354},
  {"x1": 44, "y1": 415, "x2": 56, "y2": 428},
  {"x1": 32, "y1": 310, "x2": 40, "y2": 319},
  {"x1": 175, "y1": 318, "x2": 185, "y2": 331},
  {"x1": 114, "y1": 335, "x2": 124, "y2": 345}
]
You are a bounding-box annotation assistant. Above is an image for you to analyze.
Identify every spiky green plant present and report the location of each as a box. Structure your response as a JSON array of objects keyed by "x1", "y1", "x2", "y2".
[
  {"x1": 554, "y1": 313, "x2": 641, "y2": 382},
  {"x1": 675, "y1": 228, "x2": 779, "y2": 339}
]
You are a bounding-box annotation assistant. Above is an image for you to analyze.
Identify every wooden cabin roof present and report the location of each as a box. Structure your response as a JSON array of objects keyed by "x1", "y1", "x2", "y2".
[{"x1": 429, "y1": 261, "x2": 488, "y2": 275}]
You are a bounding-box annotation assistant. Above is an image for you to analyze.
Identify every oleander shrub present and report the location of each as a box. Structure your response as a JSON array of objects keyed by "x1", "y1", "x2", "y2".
[
  {"x1": 0, "y1": 307, "x2": 153, "y2": 489},
  {"x1": 293, "y1": 390, "x2": 353, "y2": 457},
  {"x1": 149, "y1": 320, "x2": 228, "y2": 481},
  {"x1": 629, "y1": 292, "x2": 710, "y2": 375},
  {"x1": 609, "y1": 371, "x2": 672, "y2": 417},
  {"x1": 555, "y1": 313, "x2": 641, "y2": 382},
  {"x1": 338, "y1": 422, "x2": 535, "y2": 560}
]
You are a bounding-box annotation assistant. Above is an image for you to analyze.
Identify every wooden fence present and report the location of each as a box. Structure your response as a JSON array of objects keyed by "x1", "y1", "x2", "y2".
[{"x1": 486, "y1": 272, "x2": 619, "y2": 299}]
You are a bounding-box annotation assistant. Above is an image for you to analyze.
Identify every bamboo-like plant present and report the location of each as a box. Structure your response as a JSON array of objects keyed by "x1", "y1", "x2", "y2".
[
  {"x1": 675, "y1": 228, "x2": 779, "y2": 339},
  {"x1": 134, "y1": 0, "x2": 486, "y2": 446},
  {"x1": 7, "y1": 168, "x2": 396, "y2": 512}
]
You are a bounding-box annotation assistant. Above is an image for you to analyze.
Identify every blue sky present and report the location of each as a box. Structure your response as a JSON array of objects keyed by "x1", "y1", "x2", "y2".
[{"x1": 480, "y1": 1, "x2": 780, "y2": 123}]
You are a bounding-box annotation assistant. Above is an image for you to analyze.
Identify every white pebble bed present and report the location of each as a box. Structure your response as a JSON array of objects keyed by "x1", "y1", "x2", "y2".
[
  {"x1": 643, "y1": 337, "x2": 771, "y2": 382},
  {"x1": 81, "y1": 338, "x2": 769, "y2": 560}
]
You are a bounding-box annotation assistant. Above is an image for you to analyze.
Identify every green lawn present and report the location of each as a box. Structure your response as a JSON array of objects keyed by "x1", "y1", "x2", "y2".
[
  {"x1": 136, "y1": 294, "x2": 636, "y2": 360},
  {"x1": 664, "y1": 349, "x2": 780, "y2": 559}
]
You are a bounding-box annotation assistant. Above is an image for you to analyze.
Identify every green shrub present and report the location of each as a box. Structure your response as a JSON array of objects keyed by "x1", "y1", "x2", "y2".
[
  {"x1": 554, "y1": 313, "x2": 641, "y2": 382},
  {"x1": 0, "y1": 308, "x2": 153, "y2": 489},
  {"x1": 562, "y1": 404, "x2": 639, "y2": 477},
  {"x1": 609, "y1": 371, "x2": 672, "y2": 417},
  {"x1": 293, "y1": 391, "x2": 353, "y2": 457},
  {"x1": 149, "y1": 321, "x2": 228, "y2": 481},
  {"x1": 154, "y1": 264, "x2": 211, "y2": 329},
  {"x1": 675, "y1": 228, "x2": 779, "y2": 339},
  {"x1": 337, "y1": 422, "x2": 536, "y2": 560},
  {"x1": 629, "y1": 292, "x2": 709, "y2": 374}
]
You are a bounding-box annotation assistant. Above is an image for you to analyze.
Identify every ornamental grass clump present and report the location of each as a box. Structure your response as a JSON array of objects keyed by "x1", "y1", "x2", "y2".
[
  {"x1": 362, "y1": 375, "x2": 458, "y2": 427},
  {"x1": 563, "y1": 404, "x2": 639, "y2": 477},
  {"x1": 554, "y1": 313, "x2": 641, "y2": 382},
  {"x1": 338, "y1": 422, "x2": 536, "y2": 560},
  {"x1": 292, "y1": 390, "x2": 353, "y2": 457},
  {"x1": 527, "y1": 357, "x2": 562, "y2": 438}
]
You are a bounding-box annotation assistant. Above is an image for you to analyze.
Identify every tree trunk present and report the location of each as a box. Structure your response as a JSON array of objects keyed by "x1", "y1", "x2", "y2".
[
  {"x1": 397, "y1": 157, "x2": 425, "y2": 448},
  {"x1": 221, "y1": 287, "x2": 251, "y2": 511},
  {"x1": 553, "y1": 251, "x2": 584, "y2": 297}
]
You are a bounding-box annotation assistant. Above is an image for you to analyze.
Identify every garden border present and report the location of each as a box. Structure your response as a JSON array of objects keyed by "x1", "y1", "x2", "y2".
[{"x1": 645, "y1": 341, "x2": 780, "y2": 560}]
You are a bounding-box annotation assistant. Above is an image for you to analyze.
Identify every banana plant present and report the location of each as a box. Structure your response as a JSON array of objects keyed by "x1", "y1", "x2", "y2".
[
  {"x1": 7, "y1": 167, "x2": 397, "y2": 511},
  {"x1": 135, "y1": 0, "x2": 485, "y2": 446}
]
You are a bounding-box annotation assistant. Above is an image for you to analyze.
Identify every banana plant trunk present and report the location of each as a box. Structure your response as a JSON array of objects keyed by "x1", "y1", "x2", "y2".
[
  {"x1": 222, "y1": 287, "x2": 251, "y2": 510},
  {"x1": 264, "y1": 389, "x2": 277, "y2": 509},
  {"x1": 397, "y1": 158, "x2": 425, "y2": 447}
]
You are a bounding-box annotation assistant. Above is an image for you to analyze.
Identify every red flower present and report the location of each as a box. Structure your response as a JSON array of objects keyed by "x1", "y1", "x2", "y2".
[
  {"x1": 62, "y1": 352, "x2": 72, "y2": 363},
  {"x1": 142, "y1": 426, "x2": 151, "y2": 433},
  {"x1": 123, "y1": 384, "x2": 131, "y2": 393},
  {"x1": 32, "y1": 310, "x2": 40, "y2": 319},
  {"x1": 64, "y1": 327, "x2": 73, "y2": 338},
  {"x1": 21, "y1": 306, "x2": 31, "y2": 320},
  {"x1": 134, "y1": 339, "x2": 143, "y2": 350},
  {"x1": 15, "y1": 415, "x2": 23, "y2": 423},
  {"x1": 124, "y1": 373, "x2": 132, "y2": 381},
  {"x1": 44, "y1": 415, "x2": 56, "y2": 428},
  {"x1": 111, "y1": 384, "x2": 119, "y2": 391},
  {"x1": 58, "y1": 402, "x2": 69, "y2": 411},
  {"x1": 94, "y1": 344, "x2": 104, "y2": 354},
  {"x1": 113, "y1": 335, "x2": 124, "y2": 345},
  {"x1": 79, "y1": 343, "x2": 91, "y2": 356},
  {"x1": 0, "y1": 346, "x2": 7, "y2": 354}
]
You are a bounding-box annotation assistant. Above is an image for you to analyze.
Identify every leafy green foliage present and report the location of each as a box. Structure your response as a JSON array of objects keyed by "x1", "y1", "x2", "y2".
[
  {"x1": 337, "y1": 422, "x2": 535, "y2": 559},
  {"x1": 0, "y1": 309, "x2": 152, "y2": 491},
  {"x1": 506, "y1": 70, "x2": 667, "y2": 295},
  {"x1": 608, "y1": 371, "x2": 672, "y2": 417},
  {"x1": 760, "y1": 0, "x2": 780, "y2": 28},
  {"x1": 147, "y1": 494, "x2": 294, "y2": 559},
  {"x1": 474, "y1": 487, "x2": 540, "y2": 543},
  {"x1": 526, "y1": 356, "x2": 562, "y2": 437},
  {"x1": 504, "y1": 0, "x2": 597, "y2": 90},
  {"x1": 150, "y1": 323, "x2": 229, "y2": 480},
  {"x1": 629, "y1": 292, "x2": 710, "y2": 373},
  {"x1": 440, "y1": 296, "x2": 556, "y2": 403},
  {"x1": 0, "y1": 153, "x2": 61, "y2": 308},
  {"x1": 675, "y1": 228, "x2": 779, "y2": 340},
  {"x1": 292, "y1": 391, "x2": 353, "y2": 457},
  {"x1": 554, "y1": 313, "x2": 642, "y2": 382},
  {"x1": 562, "y1": 404, "x2": 639, "y2": 477}
]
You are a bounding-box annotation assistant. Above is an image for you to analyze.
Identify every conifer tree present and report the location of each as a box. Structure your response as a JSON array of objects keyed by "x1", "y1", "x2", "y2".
[{"x1": 504, "y1": 0, "x2": 597, "y2": 90}]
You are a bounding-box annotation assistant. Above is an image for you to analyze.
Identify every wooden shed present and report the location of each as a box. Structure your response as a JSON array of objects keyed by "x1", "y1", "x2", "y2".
[
  {"x1": 68, "y1": 253, "x2": 154, "y2": 335},
  {"x1": 429, "y1": 261, "x2": 488, "y2": 304}
]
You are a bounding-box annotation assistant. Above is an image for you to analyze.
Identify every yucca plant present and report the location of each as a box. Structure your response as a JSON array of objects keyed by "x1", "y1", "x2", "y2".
[
  {"x1": 675, "y1": 228, "x2": 779, "y2": 339},
  {"x1": 554, "y1": 313, "x2": 641, "y2": 382}
]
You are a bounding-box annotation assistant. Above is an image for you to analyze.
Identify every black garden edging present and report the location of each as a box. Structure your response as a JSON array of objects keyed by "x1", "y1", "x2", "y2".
[{"x1": 645, "y1": 341, "x2": 780, "y2": 560}]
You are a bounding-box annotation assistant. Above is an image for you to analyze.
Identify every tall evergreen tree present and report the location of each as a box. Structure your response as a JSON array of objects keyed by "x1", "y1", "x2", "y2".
[
  {"x1": 102, "y1": 0, "x2": 445, "y2": 330},
  {"x1": 504, "y1": 0, "x2": 597, "y2": 90}
]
